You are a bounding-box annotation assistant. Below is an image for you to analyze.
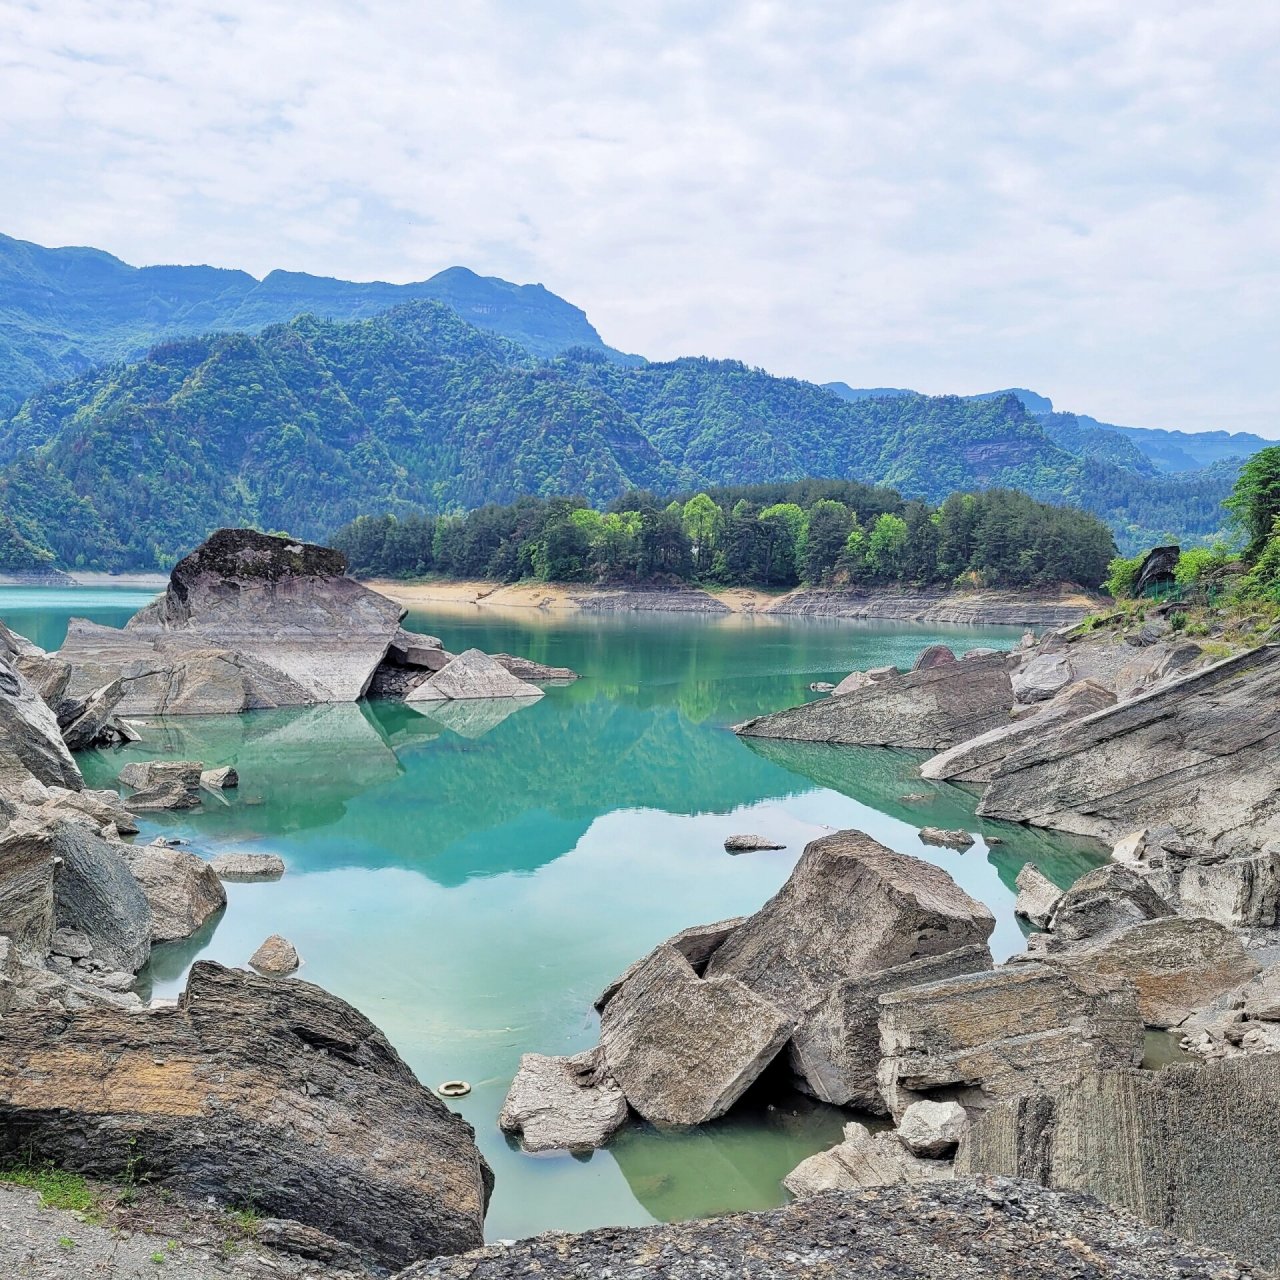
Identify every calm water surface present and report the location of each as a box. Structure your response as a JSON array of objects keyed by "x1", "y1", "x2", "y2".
[{"x1": 1, "y1": 587, "x2": 1106, "y2": 1240}]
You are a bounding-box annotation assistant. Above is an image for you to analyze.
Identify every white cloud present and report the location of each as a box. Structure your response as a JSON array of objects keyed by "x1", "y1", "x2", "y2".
[{"x1": 1, "y1": 0, "x2": 1277, "y2": 432}]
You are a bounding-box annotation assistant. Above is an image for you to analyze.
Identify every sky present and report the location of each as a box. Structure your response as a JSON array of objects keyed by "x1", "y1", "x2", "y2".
[{"x1": 2, "y1": 1, "x2": 1278, "y2": 434}]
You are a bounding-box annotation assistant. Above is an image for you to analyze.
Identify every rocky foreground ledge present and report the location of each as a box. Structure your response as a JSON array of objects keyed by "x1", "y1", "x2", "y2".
[{"x1": 399, "y1": 1179, "x2": 1259, "y2": 1280}]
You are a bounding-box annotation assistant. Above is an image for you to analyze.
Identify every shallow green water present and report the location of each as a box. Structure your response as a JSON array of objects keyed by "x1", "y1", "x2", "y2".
[{"x1": 1, "y1": 589, "x2": 1107, "y2": 1240}]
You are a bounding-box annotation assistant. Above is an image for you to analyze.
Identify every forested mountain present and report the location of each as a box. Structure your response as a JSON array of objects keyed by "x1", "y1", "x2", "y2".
[
  {"x1": 0, "y1": 232, "x2": 629, "y2": 414},
  {"x1": 0, "y1": 301, "x2": 1237, "y2": 571}
]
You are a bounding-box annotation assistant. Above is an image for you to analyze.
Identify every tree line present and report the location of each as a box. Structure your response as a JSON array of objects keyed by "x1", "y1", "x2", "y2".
[{"x1": 331, "y1": 480, "x2": 1117, "y2": 591}]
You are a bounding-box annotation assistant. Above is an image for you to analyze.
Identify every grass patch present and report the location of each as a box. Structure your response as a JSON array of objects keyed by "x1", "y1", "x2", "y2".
[
  {"x1": 227, "y1": 1206, "x2": 261, "y2": 1236},
  {"x1": 0, "y1": 1164, "x2": 101, "y2": 1219}
]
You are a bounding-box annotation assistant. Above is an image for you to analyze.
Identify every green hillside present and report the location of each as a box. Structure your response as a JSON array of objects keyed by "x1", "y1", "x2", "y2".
[{"x1": 0, "y1": 301, "x2": 1236, "y2": 570}]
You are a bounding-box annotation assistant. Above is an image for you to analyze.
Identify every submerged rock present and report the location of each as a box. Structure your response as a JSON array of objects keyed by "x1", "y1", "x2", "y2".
[
  {"x1": 499, "y1": 1048, "x2": 628, "y2": 1153},
  {"x1": 734, "y1": 650, "x2": 1014, "y2": 750},
  {"x1": 877, "y1": 963, "x2": 1145, "y2": 1118},
  {"x1": 783, "y1": 1121, "x2": 951, "y2": 1196},
  {"x1": 918, "y1": 826, "x2": 974, "y2": 850},
  {"x1": 57, "y1": 529, "x2": 406, "y2": 714},
  {"x1": 396, "y1": 1177, "x2": 1261, "y2": 1279},
  {"x1": 958, "y1": 1055, "x2": 1280, "y2": 1272},
  {"x1": 0, "y1": 962, "x2": 492, "y2": 1268},
  {"x1": 407, "y1": 648, "x2": 545, "y2": 702}
]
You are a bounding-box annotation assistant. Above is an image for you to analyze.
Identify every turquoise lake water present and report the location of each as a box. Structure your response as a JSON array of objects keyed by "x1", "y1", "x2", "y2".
[{"x1": 0, "y1": 587, "x2": 1106, "y2": 1240}]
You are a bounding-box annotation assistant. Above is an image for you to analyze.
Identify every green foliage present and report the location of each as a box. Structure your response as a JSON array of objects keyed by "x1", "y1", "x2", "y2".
[
  {"x1": 0, "y1": 1163, "x2": 100, "y2": 1217},
  {"x1": 333, "y1": 483, "x2": 1116, "y2": 591},
  {"x1": 0, "y1": 298, "x2": 1235, "y2": 568},
  {"x1": 1239, "y1": 516, "x2": 1280, "y2": 602},
  {"x1": 1225, "y1": 446, "x2": 1280, "y2": 560},
  {"x1": 1105, "y1": 554, "x2": 1144, "y2": 599},
  {"x1": 1174, "y1": 546, "x2": 1220, "y2": 588}
]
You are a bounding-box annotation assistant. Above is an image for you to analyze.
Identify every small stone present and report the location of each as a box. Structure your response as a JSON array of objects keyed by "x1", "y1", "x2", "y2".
[
  {"x1": 897, "y1": 1100, "x2": 968, "y2": 1157},
  {"x1": 200, "y1": 766, "x2": 239, "y2": 790},
  {"x1": 249, "y1": 934, "x2": 300, "y2": 975},
  {"x1": 724, "y1": 834, "x2": 787, "y2": 853},
  {"x1": 208, "y1": 853, "x2": 286, "y2": 882},
  {"x1": 919, "y1": 827, "x2": 974, "y2": 850}
]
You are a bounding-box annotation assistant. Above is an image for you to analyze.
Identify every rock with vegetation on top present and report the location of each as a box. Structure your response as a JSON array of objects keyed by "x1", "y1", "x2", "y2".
[
  {"x1": 787, "y1": 944, "x2": 993, "y2": 1110},
  {"x1": 1058, "y1": 916, "x2": 1259, "y2": 1028},
  {"x1": 958, "y1": 1055, "x2": 1280, "y2": 1273},
  {"x1": 208, "y1": 852, "x2": 286, "y2": 882},
  {"x1": 723, "y1": 833, "x2": 786, "y2": 853},
  {"x1": 250, "y1": 933, "x2": 301, "y2": 974},
  {"x1": 498, "y1": 1048, "x2": 628, "y2": 1153},
  {"x1": 406, "y1": 648, "x2": 545, "y2": 702},
  {"x1": 598, "y1": 944, "x2": 793, "y2": 1126},
  {"x1": 120, "y1": 843, "x2": 226, "y2": 943},
  {"x1": 395, "y1": 1177, "x2": 1263, "y2": 1280},
  {"x1": 734, "y1": 650, "x2": 1014, "y2": 750},
  {"x1": 898, "y1": 1099, "x2": 968, "y2": 1157},
  {"x1": 0, "y1": 654, "x2": 82, "y2": 793},
  {"x1": 979, "y1": 645, "x2": 1280, "y2": 855},
  {"x1": 1047, "y1": 863, "x2": 1173, "y2": 943},
  {"x1": 920, "y1": 679, "x2": 1116, "y2": 784},
  {"x1": 0, "y1": 962, "x2": 491, "y2": 1269},
  {"x1": 1014, "y1": 863, "x2": 1062, "y2": 928},
  {"x1": 704, "y1": 831, "x2": 995, "y2": 1021},
  {"x1": 918, "y1": 826, "x2": 974, "y2": 850},
  {"x1": 783, "y1": 1121, "x2": 951, "y2": 1196},
  {"x1": 56, "y1": 529, "x2": 406, "y2": 714},
  {"x1": 877, "y1": 963, "x2": 1145, "y2": 1119}
]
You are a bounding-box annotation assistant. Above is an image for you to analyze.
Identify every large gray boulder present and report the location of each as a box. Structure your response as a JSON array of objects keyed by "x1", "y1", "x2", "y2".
[
  {"x1": 406, "y1": 649, "x2": 545, "y2": 702},
  {"x1": 1047, "y1": 863, "x2": 1174, "y2": 943},
  {"x1": 120, "y1": 843, "x2": 226, "y2": 943},
  {"x1": 783, "y1": 1121, "x2": 950, "y2": 1196},
  {"x1": 1058, "y1": 915, "x2": 1259, "y2": 1028},
  {"x1": 0, "y1": 654, "x2": 82, "y2": 792},
  {"x1": 734, "y1": 651, "x2": 1014, "y2": 749},
  {"x1": 877, "y1": 963, "x2": 1145, "y2": 1119},
  {"x1": 498, "y1": 1048, "x2": 628, "y2": 1153},
  {"x1": 1010, "y1": 651, "x2": 1073, "y2": 703},
  {"x1": 704, "y1": 831, "x2": 995, "y2": 1019},
  {"x1": 0, "y1": 962, "x2": 492, "y2": 1269},
  {"x1": 920, "y1": 679, "x2": 1116, "y2": 784},
  {"x1": 979, "y1": 645, "x2": 1280, "y2": 854},
  {"x1": 595, "y1": 917, "x2": 744, "y2": 1012},
  {"x1": 1177, "y1": 848, "x2": 1280, "y2": 927},
  {"x1": 598, "y1": 944, "x2": 792, "y2": 1126},
  {"x1": 788, "y1": 944, "x2": 993, "y2": 1109},
  {"x1": 396, "y1": 1177, "x2": 1263, "y2": 1280},
  {"x1": 958, "y1": 1055, "x2": 1280, "y2": 1272},
  {"x1": 57, "y1": 529, "x2": 406, "y2": 714},
  {"x1": 60, "y1": 678, "x2": 125, "y2": 751}
]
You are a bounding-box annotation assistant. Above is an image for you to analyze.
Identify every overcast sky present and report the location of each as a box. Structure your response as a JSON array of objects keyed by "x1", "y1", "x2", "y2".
[{"x1": 3, "y1": 1, "x2": 1277, "y2": 434}]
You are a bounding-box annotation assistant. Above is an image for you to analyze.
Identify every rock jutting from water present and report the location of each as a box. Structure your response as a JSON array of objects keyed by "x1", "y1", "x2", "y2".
[{"x1": 406, "y1": 648, "x2": 545, "y2": 702}]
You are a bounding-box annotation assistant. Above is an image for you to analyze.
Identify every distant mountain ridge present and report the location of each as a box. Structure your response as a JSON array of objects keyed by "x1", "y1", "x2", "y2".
[
  {"x1": 825, "y1": 382, "x2": 1273, "y2": 474},
  {"x1": 0, "y1": 302, "x2": 1237, "y2": 571},
  {"x1": 0, "y1": 232, "x2": 634, "y2": 413}
]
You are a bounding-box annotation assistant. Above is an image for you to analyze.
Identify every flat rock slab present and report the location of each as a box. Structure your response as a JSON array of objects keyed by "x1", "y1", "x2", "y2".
[
  {"x1": 498, "y1": 1048, "x2": 628, "y2": 1153},
  {"x1": 734, "y1": 651, "x2": 1013, "y2": 750},
  {"x1": 979, "y1": 645, "x2": 1280, "y2": 853},
  {"x1": 397, "y1": 1177, "x2": 1263, "y2": 1279},
  {"x1": 598, "y1": 944, "x2": 792, "y2": 1126},
  {"x1": 704, "y1": 830, "x2": 995, "y2": 1019},
  {"x1": 209, "y1": 852, "x2": 286, "y2": 881},
  {"x1": 877, "y1": 962, "x2": 1145, "y2": 1118},
  {"x1": 723, "y1": 833, "x2": 786, "y2": 852},
  {"x1": 0, "y1": 962, "x2": 491, "y2": 1269},
  {"x1": 959, "y1": 1056, "x2": 1280, "y2": 1273}
]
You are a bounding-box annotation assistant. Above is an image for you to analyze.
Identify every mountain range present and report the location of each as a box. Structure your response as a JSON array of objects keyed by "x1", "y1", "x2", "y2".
[{"x1": 0, "y1": 233, "x2": 1267, "y2": 571}]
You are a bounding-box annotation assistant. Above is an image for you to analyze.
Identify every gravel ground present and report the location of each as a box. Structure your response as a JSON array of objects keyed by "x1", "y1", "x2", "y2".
[{"x1": 0, "y1": 1184, "x2": 369, "y2": 1280}]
